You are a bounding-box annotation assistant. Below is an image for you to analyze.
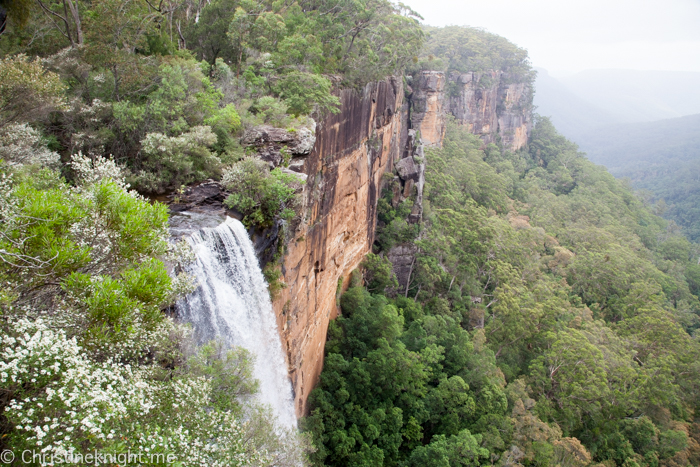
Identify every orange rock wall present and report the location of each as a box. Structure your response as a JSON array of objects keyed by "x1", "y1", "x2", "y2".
[
  {"x1": 272, "y1": 79, "x2": 406, "y2": 417},
  {"x1": 448, "y1": 70, "x2": 532, "y2": 151},
  {"x1": 410, "y1": 71, "x2": 447, "y2": 148},
  {"x1": 272, "y1": 70, "x2": 532, "y2": 418},
  {"x1": 412, "y1": 70, "x2": 532, "y2": 152}
]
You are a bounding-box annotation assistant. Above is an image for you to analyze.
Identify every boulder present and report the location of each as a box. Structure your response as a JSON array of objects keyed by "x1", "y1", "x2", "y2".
[
  {"x1": 387, "y1": 243, "x2": 419, "y2": 293},
  {"x1": 395, "y1": 156, "x2": 420, "y2": 182},
  {"x1": 241, "y1": 122, "x2": 317, "y2": 168},
  {"x1": 168, "y1": 180, "x2": 227, "y2": 213}
]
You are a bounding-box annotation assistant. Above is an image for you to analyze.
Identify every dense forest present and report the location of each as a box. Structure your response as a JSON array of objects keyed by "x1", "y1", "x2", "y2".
[
  {"x1": 2, "y1": 1, "x2": 700, "y2": 467},
  {"x1": 574, "y1": 114, "x2": 700, "y2": 243},
  {"x1": 306, "y1": 117, "x2": 700, "y2": 466}
]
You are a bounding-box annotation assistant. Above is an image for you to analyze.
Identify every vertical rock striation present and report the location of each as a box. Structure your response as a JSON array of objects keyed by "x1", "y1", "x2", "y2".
[
  {"x1": 271, "y1": 79, "x2": 406, "y2": 417},
  {"x1": 411, "y1": 70, "x2": 532, "y2": 152},
  {"x1": 410, "y1": 71, "x2": 447, "y2": 148}
]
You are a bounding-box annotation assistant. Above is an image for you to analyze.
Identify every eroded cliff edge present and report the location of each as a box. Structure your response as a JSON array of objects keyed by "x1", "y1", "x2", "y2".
[
  {"x1": 270, "y1": 68, "x2": 533, "y2": 417},
  {"x1": 410, "y1": 70, "x2": 532, "y2": 151},
  {"x1": 271, "y1": 79, "x2": 406, "y2": 416}
]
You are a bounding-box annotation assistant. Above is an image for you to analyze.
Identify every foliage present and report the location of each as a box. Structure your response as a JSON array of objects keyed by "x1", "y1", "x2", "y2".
[
  {"x1": 131, "y1": 125, "x2": 220, "y2": 194},
  {"x1": 263, "y1": 262, "x2": 287, "y2": 300},
  {"x1": 415, "y1": 26, "x2": 535, "y2": 85},
  {"x1": 0, "y1": 0, "x2": 425, "y2": 193},
  {"x1": 0, "y1": 54, "x2": 66, "y2": 127},
  {"x1": 222, "y1": 157, "x2": 302, "y2": 229},
  {"x1": 0, "y1": 153, "x2": 307, "y2": 465},
  {"x1": 273, "y1": 72, "x2": 340, "y2": 116},
  {"x1": 0, "y1": 317, "x2": 296, "y2": 465},
  {"x1": 362, "y1": 252, "x2": 398, "y2": 294},
  {"x1": 375, "y1": 182, "x2": 420, "y2": 251},
  {"x1": 0, "y1": 123, "x2": 59, "y2": 166},
  {"x1": 112, "y1": 58, "x2": 221, "y2": 136},
  {"x1": 575, "y1": 115, "x2": 700, "y2": 238},
  {"x1": 306, "y1": 117, "x2": 700, "y2": 466}
]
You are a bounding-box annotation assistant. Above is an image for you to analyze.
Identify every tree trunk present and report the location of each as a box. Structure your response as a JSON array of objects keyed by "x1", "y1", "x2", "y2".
[{"x1": 65, "y1": 0, "x2": 82, "y2": 45}]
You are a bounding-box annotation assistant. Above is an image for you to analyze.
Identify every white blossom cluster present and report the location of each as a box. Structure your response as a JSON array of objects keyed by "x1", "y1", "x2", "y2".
[
  {"x1": 52, "y1": 296, "x2": 180, "y2": 361},
  {"x1": 69, "y1": 151, "x2": 128, "y2": 190},
  {"x1": 1, "y1": 318, "x2": 270, "y2": 466},
  {"x1": 167, "y1": 239, "x2": 199, "y2": 297},
  {"x1": 141, "y1": 126, "x2": 218, "y2": 160},
  {"x1": 0, "y1": 123, "x2": 60, "y2": 167},
  {"x1": 65, "y1": 153, "x2": 170, "y2": 277},
  {"x1": 65, "y1": 98, "x2": 113, "y2": 156},
  {"x1": 221, "y1": 157, "x2": 269, "y2": 188},
  {"x1": 0, "y1": 172, "x2": 19, "y2": 230}
]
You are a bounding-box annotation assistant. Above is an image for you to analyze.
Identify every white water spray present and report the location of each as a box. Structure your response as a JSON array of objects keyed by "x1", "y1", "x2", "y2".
[{"x1": 176, "y1": 217, "x2": 297, "y2": 429}]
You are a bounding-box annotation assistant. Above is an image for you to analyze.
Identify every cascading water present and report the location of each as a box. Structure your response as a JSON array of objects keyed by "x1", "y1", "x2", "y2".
[{"x1": 176, "y1": 217, "x2": 297, "y2": 429}]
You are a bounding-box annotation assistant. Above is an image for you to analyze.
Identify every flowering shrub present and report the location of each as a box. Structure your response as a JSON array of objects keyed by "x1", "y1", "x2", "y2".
[
  {"x1": 1, "y1": 155, "x2": 308, "y2": 465},
  {"x1": 222, "y1": 157, "x2": 303, "y2": 229},
  {"x1": 0, "y1": 123, "x2": 59, "y2": 167},
  {"x1": 1, "y1": 318, "x2": 270, "y2": 466},
  {"x1": 0, "y1": 155, "x2": 192, "y2": 357},
  {"x1": 0, "y1": 55, "x2": 67, "y2": 128},
  {"x1": 69, "y1": 151, "x2": 128, "y2": 189},
  {"x1": 130, "y1": 125, "x2": 221, "y2": 194}
]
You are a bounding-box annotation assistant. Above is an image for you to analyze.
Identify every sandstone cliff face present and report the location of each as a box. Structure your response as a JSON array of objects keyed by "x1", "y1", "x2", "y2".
[
  {"x1": 271, "y1": 79, "x2": 406, "y2": 416},
  {"x1": 411, "y1": 70, "x2": 532, "y2": 152},
  {"x1": 410, "y1": 71, "x2": 447, "y2": 147},
  {"x1": 266, "y1": 69, "x2": 532, "y2": 417}
]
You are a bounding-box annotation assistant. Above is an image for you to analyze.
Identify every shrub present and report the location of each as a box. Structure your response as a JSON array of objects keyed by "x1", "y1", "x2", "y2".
[
  {"x1": 0, "y1": 54, "x2": 67, "y2": 127},
  {"x1": 247, "y1": 96, "x2": 292, "y2": 127},
  {"x1": 130, "y1": 125, "x2": 220, "y2": 193},
  {"x1": 112, "y1": 58, "x2": 221, "y2": 136},
  {"x1": 362, "y1": 252, "x2": 399, "y2": 293},
  {"x1": 222, "y1": 157, "x2": 303, "y2": 229},
  {"x1": 273, "y1": 71, "x2": 340, "y2": 116},
  {"x1": 0, "y1": 123, "x2": 59, "y2": 167},
  {"x1": 0, "y1": 318, "x2": 270, "y2": 465}
]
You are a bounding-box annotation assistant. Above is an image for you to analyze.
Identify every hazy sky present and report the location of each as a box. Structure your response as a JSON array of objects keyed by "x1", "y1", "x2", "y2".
[{"x1": 400, "y1": 0, "x2": 700, "y2": 76}]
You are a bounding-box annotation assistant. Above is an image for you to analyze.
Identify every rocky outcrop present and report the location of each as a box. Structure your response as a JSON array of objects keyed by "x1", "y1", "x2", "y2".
[
  {"x1": 168, "y1": 180, "x2": 228, "y2": 213},
  {"x1": 386, "y1": 243, "x2": 419, "y2": 293},
  {"x1": 410, "y1": 71, "x2": 447, "y2": 148},
  {"x1": 411, "y1": 70, "x2": 532, "y2": 152},
  {"x1": 271, "y1": 78, "x2": 406, "y2": 416},
  {"x1": 241, "y1": 123, "x2": 316, "y2": 169}
]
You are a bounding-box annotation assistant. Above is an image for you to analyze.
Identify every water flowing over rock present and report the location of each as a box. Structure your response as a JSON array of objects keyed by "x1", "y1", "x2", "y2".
[{"x1": 176, "y1": 217, "x2": 297, "y2": 430}]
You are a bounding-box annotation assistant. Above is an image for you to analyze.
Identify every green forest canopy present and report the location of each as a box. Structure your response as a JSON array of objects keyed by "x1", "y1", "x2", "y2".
[
  {"x1": 577, "y1": 113, "x2": 700, "y2": 243},
  {"x1": 306, "y1": 118, "x2": 700, "y2": 467}
]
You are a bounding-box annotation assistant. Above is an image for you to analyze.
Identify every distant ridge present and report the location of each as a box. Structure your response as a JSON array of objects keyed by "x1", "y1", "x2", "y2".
[
  {"x1": 576, "y1": 113, "x2": 700, "y2": 171},
  {"x1": 533, "y1": 67, "x2": 621, "y2": 142},
  {"x1": 560, "y1": 69, "x2": 700, "y2": 123}
]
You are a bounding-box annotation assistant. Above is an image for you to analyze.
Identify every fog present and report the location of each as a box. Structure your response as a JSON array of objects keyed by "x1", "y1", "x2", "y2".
[{"x1": 401, "y1": 0, "x2": 700, "y2": 76}]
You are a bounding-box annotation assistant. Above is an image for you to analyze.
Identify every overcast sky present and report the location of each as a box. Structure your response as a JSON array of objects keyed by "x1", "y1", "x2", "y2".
[{"x1": 400, "y1": 0, "x2": 700, "y2": 77}]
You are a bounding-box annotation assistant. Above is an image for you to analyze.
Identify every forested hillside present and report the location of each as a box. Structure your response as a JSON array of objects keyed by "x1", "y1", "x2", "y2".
[
  {"x1": 306, "y1": 119, "x2": 700, "y2": 466},
  {"x1": 577, "y1": 114, "x2": 700, "y2": 242}
]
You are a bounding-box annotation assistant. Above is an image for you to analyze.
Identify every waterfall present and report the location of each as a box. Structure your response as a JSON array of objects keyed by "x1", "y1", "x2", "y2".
[{"x1": 176, "y1": 217, "x2": 297, "y2": 429}]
